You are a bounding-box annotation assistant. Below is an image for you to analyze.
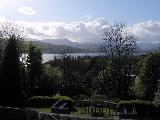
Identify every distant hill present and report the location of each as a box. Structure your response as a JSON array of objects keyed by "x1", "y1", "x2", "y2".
[
  {"x1": 26, "y1": 38, "x2": 103, "y2": 53},
  {"x1": 24, "y1": 41, "x2": 95, "y2": 54},
  {"x1": 41, "y1": 39, "x2": 79, "y2": 46},
  {"x1": 32, "y1": 39, "x2": 103, "y2": 52},
  {"x1": 25, "y1": 38, "x2": 160, "y2": 54},
  {"x1": 138, "y1": 43, "x2": 160, "y2": 50},
  {"x1": 37, "y1": 39, "x2": 160, "y2": 53},
  {"x1": 73, "y1": 43, "x2": 104, "y2": 52}
]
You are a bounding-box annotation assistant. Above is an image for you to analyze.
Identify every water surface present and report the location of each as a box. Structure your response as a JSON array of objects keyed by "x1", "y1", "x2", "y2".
[{"x1": 43, "y1": 53, "x2": 105, "y2": 62}]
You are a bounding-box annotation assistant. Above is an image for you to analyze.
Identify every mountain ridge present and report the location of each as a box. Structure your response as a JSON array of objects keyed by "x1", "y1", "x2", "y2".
[
  {"x1": 26, "y1": 38, "x2": 103, "y2": 53},
  {"x1": 24, "y1": 40, "x2": 100, "y2": 53},
  {"x1": 26, "y1": 38, "x2": 160, "y2": 53}
]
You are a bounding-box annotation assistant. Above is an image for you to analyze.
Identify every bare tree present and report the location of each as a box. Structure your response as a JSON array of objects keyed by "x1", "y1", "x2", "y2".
[
  {"x1": 103, "y1": 23, "x2": 136, "y2": 61},
  {"x1": 103, "y1": 23, "x2": 136, "y2": 99},
  {"x1": 0, "y1": 22, "x2": 24, "y2": 60}
]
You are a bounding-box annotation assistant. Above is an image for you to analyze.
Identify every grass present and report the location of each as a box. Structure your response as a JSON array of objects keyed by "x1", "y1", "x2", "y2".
[
  {"x1": 71, "y1": 107, "x2": 92, "y2": 117},
  {"x1": 27, "y1": 107, "x2": 51, "y2": 113},
  {"x1": 27, "y1": 106, "x2": 114, "y2": 118},
  {"x1": 73, "y1": 107, "x2": 113, "y2": 116}
]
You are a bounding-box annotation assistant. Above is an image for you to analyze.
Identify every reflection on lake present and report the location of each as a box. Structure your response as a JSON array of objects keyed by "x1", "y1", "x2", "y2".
[{"x1": 43, "y1": 53, "x2": 105, "y2": 62}]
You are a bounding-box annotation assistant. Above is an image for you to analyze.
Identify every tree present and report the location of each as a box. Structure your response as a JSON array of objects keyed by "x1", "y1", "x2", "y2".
[
  {"x1": 0, "y1": 22, "x2": 24, "y2": 56},
  {"x1": 0, "y1": 23, "x2": 23, "y2": 78},
  {"x1": 0, "y1": 23, "x2": 25, "y2": 107},
  {"x1": 26, "y1": 43, "x2": 43, "y2": 96},
  {"x1": 0, "y1": 36, "x2": 25, "y2": 107},
  {"x1": 37, "y1": 64, "x2": 62, "y2": 96},
  {"x1": 139, "y1": 51, "x2": 160, "y2": 101},
  {"x1": 0, "y1": 38, "x2": 5, "y2": 61},
  {"x1": 154, "y1": 80, "x2": 160, "y2": 106},
  {"x1": 59, "y1": 55, "x2": 84, "y2": 97},
  {"x1": 103, "y1": 23, "x2": 136, "y2": 99},
  {"x1": 130, "y1": 76, "x2": 144, "y2": 99}
]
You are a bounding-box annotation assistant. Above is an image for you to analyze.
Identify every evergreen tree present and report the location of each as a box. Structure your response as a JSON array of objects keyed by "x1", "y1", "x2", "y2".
[
  {"x1": 0, "y1": 35, "x2": 25, "y2": 107},
  {"x1": 26, "y1": 43, "x2": 43, "y2": 96}
]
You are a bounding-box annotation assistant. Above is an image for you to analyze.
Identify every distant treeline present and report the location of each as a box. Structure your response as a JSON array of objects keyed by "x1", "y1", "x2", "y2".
[{"x1": 23, "y1": 41, "x2": 102, "y2": 54}]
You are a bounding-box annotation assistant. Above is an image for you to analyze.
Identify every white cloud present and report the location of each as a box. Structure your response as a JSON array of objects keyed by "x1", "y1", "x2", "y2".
[
  {"x1": 1, "y1": 18, "x2": 160, "y2": 43},
  {"x1": 128, "y1": 21, "x2": 160, "y2": 43},
  {"x1": 14, "y1": 18, "x2": 110, "y2": 43},
  {"x1": 86, "y1": 14, "x2": 92, "y2": 20},
  {"x1": 0, "y1": 16, "x2": 5, "y2": 21},
  {"x1": 17, "y1": 6, "x2": 36, "y2": 16},
  {"x1": 0, "y1": 3, "x2": 6, "y2": 8},
  {"x1": 23, "y1": 19, "x2": 160, "y2": 43}
]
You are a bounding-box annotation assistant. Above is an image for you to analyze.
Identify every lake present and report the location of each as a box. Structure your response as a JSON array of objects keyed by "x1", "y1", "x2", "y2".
[{"x1": 43, "y1": 53, "x2": 105, "y2": 62}]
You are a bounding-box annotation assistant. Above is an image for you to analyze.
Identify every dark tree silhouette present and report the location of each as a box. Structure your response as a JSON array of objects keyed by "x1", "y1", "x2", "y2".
[
  {"x1": 103, "y1": 23, "x2": 136, "y2": 99},
  {"x1": 0, "y1": 35, "x2": 25, "y2": 107},
  {"x1": 0, "y1": 23, "x2": 25, "y2": 107},
  {"x1": 26, "y1": 43, "x2": 43, "y2": 97},
  {"x1": 154, "y1": 79, "x2": 160, "y2": 106}
]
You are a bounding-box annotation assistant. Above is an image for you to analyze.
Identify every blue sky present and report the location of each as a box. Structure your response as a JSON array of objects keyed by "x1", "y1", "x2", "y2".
[
  {"x1": 0, "y1": 0, "x2": 160, "y2": 43},
  {"x1": 0, "y1": 0, "x2": 159, "y2": 24}
]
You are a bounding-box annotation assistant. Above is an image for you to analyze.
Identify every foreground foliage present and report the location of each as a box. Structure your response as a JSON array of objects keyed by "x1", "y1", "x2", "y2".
[{"x1": 26, "y1": 95, "x2": 73, "y2": 108}]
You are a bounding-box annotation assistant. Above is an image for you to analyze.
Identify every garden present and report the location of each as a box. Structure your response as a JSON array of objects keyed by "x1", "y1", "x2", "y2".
[{"x1": 0, "y1": 22, "x2": 160, "y2": 120}]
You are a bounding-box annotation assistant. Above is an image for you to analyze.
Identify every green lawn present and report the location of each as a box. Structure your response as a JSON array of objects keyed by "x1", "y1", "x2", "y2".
[
  {"x1": 73, "y1": 107, "x2": 113, "y2": 116},
  {"x1": 27, "y1": 107, "x2": 51, "y2": 113},
  {"x1": 28, "y1": 107, "x2": 113, "y2": 118},
  {"x1": 28, "y1": 106, "x2": 114, "y2": 118},
  {"x1": 71, "y1": 107, "x2": 92, "y2": 117}
]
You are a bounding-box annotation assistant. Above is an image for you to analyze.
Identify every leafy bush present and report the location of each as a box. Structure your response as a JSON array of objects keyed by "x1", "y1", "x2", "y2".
[
  {"x1": 53, "y1": 95, "x2": 72, "y2": 101},
  {"x1": 25, "y1": 96, "x2": 58, "y2": 108},
  {"x1": 117, "y1": 100, "x2": 158, "y2": 117},
  {"x1": 153, "y1": 80, "x2": 160, "y2": 107},
  {"x1": 118, "y1": 101, "x2": 132, "y2": 108},
  {"x1": 25, "y1": 95, "x2": 73, "y2": 108}
]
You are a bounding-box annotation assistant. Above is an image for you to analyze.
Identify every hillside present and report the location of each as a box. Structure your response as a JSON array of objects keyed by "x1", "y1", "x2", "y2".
[
  {"x1": 24, "y1": 41, "x2": 94, "y2": 53},
  {"x1": 27, "y1": 38, "x2": 104, "y2": 53},
  {"x1": 25, "y1": 39, "x2": 160, "y2": 54}
]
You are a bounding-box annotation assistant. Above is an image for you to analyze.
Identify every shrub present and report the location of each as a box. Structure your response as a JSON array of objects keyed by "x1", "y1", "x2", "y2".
[
  {"x1": 25, "y1": 96, "x2": 58, "y2": 108},
  {"x1": 117, "y1": 101, "x2": 133, "y2": 114},
  {"x1": 73, "y1": 95, "x2": 92, "y2": 107},
  {"x1": 102, "y1": 101, "x2": 117, "y2": 109},
  {"x1": 117, "y1": 100, "x2": 158, "y2": 117},
  {"x1": 53, "y1": 95, "x2": 72, "y2": 101},
  {"x1": 25, "y1": 95, "x2": 73, "y2": 108},
  {"x1": 118, "y1": 101, "x2": 132, "y2": 108}
]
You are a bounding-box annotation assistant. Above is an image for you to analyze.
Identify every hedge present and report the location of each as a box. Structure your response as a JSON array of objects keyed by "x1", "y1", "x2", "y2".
[
  {"x1": 25, "y1": 96, "x2": 73, "y2": 108},
  {"x1": 117, "y1": 100, "x2": 160, "y2": 118}
]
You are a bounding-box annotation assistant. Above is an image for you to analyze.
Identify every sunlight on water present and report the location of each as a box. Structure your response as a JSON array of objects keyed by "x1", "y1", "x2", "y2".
[{"x1": 43, "y1": 53, "x2": 105, "y2": 62}]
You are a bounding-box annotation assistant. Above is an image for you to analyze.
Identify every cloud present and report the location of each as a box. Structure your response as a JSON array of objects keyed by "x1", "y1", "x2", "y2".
[
  {"x1": 0, "y1": 16, "x2": 6, "y2": 21},
  {"x1": 86, "y1": 14, "x2": 92, "y2": 20},
  {"x1": 15, "y1": 18, "x2": 109, "y2": 43},
  {"x1": 0, "y1": 3, "x2": 6, "y2": 8},
  {"x1": 1, "y1": 18, "x2": 160, "y2": 43},
  {"x1": 17, "y1": 6, "x2": 36, "y2": 16},
  {"x1": 128, "y1": 21, "x2": 160, "y2": 43}
]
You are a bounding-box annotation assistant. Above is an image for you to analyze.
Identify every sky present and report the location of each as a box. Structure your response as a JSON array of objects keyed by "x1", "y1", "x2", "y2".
[{"x1": 0, "y1": 0, "x2": 160, "y2": 43}]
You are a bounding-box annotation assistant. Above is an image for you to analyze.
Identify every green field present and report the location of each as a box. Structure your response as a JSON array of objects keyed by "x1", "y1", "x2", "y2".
[{"x1": 28, "y1": 107, "x2": 114, "y2": 118}]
